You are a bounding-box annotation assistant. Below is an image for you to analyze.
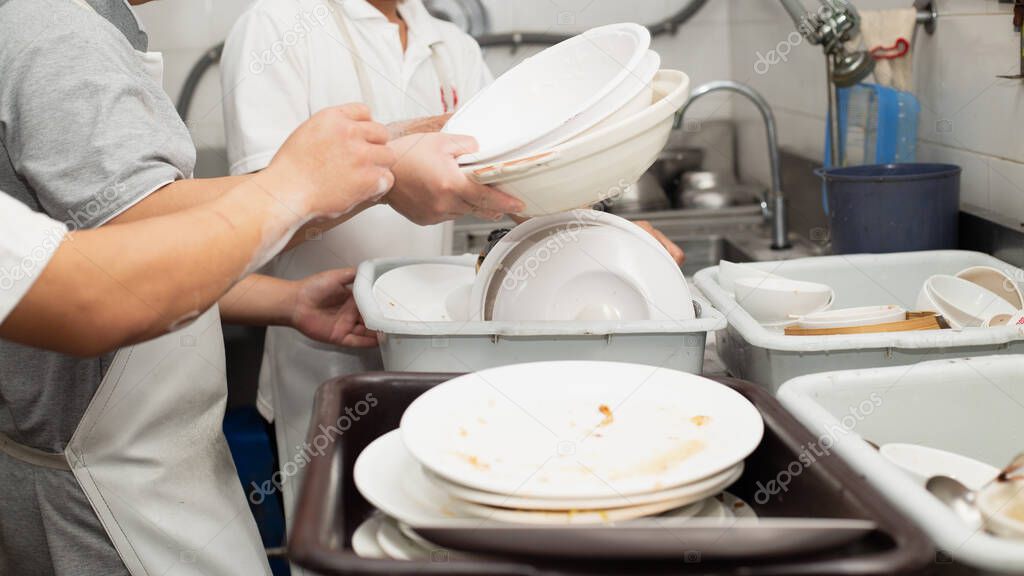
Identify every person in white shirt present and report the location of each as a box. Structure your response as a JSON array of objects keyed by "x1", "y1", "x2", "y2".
[
  {"x1": 221, "y1": 0, "x2": 502, "y2": 536},
  {"x1": 222, "y1": 2, "x2": 687, "y2": 555}
]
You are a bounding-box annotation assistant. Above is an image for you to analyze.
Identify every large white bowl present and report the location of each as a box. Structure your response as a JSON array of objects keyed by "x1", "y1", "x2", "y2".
[
  {"x1": 956, "y1": 266, "x2": 1024, "y2": 310},
  {"x1": 733, "y1": 276, "x2": 834, "y2": 324},
  {"x1": 444, "y1": 23, "x2": 650, "y2": 165},
  {"x1": 480, "y1": 50, "x2": 661, "y2": 165},
  {"x1": 464, "y1": 69, "x2": 691, "y2": 217},
  {"x1": 470, "y1": 210, "x2": 693, "y2": 323},
  {"x1": 924, "y1": 275, "x2": 1017, "y2": 328}
]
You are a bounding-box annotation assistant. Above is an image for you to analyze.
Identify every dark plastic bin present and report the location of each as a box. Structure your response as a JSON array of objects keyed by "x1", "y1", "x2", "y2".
[
  {"x1": 817, "y1": 163, "x2": 961, "y2": 254},
  {"x1": 289, "y1": 372, "x2": 934, "y2": 575}
]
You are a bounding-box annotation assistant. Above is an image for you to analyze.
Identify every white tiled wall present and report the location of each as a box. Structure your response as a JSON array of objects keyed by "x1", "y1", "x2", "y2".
[
  {"x1": 134, "y1": 0, "x2": 734, "y2": 165},
  {"x1": 726, "y1": 0, "x2": 1024, "y2": 226},
  {"x1": 133, "y1": 0, "x2": 1024, "y2": 226}
]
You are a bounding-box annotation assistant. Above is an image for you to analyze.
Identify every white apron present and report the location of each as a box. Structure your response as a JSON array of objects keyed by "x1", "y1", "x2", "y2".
[
  {"x1": 258, "y1": 2, "x2": 456, "y2": 552},
  {"x1": 0, "y1": 3, "x2": 271, "y2": 574}
]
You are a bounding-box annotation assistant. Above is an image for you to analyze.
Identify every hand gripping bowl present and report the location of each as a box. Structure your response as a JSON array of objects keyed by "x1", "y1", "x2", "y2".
[{"x1": 464, "y1": 70, "x2": 692, "y2": 218}]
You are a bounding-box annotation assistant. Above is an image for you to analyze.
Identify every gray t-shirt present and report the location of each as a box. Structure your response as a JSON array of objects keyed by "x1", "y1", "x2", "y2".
[{"x1": 0, "y1": 0, "x2": 195, "y2": 573}]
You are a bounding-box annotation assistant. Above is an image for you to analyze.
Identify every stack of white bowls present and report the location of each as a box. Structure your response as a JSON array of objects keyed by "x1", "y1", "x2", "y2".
[
  {"x1": 444, "y1": 23, "x2": 691, "y2": 217},
  {"x1": 370, "y1": 210, "x2": 695, "y2": 324},
  {"x1": 917, "y1": 266, "x2": 1024, "y2": 328},
  {"x1": 352, "y1": 362, "x2": 764, "y2": 559},
  {"x1": 470, "y1": 209, "x2": 695, "y2": 322}
]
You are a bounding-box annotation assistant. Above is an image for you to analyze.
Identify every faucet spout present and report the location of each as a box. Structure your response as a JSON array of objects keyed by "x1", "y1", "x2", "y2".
[{"x1": 675, "y1": 81, "x2": 791, "y2": 250}]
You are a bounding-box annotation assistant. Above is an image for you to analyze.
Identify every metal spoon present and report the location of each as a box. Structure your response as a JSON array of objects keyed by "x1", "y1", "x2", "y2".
[
  {"x1": 926, "y1": 452, "x2": 1024, "y2": 530},
  {"x1": 926, "y1": 475, "x2": 984, "y2": 530}
]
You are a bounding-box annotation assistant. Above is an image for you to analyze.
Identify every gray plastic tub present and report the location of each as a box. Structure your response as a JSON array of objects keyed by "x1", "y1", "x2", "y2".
[
  {"x1": 354, "y1": 255, "x2": 726, "y2": 373},
  {"x1": 693, "y1": 250, "x2": 1024, "y2": 393},
  {"x1": 778, "y1": 355, "x2": 1024, "y2": 574}
]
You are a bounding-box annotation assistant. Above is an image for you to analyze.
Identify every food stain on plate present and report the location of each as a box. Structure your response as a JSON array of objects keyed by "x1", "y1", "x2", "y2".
[
  {"x1": 690, "y1": 415, "x2": 711, "y2": 427},
  {"x1": 609, "y1": 438, "x2": 706, "y2": 480}
]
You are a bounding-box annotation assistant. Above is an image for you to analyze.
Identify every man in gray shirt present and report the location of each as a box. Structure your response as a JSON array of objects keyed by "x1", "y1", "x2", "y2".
[{"x1": 0, "y1": 0, "x2": 523, "y2": 574}]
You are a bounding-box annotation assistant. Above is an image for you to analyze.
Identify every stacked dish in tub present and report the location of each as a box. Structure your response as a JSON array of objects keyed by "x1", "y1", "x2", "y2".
[
  {"x1": 353, "y1": 23, "x2": 717, "y2": 373},
  {"x1": 348, "y1": 361, "x2": 882, "y2": 561},
  {"x1": 694, "y1": 251, "x2": 1024, "y2": 391}
]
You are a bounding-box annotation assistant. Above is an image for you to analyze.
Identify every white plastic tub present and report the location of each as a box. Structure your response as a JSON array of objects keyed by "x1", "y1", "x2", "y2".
[
  {"x1": 354, "y1": 256, "x2": 726, "y2": 373},
  {"x1": 777, "y1": 355, "x2": 1024, "y2": 574},
  {"x1": 693, "y1": 250, "x2": 1024, "y2": 393}
]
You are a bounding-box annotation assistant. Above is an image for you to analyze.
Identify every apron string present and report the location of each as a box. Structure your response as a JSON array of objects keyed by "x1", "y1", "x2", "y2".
[
  {"x1": 330, "y1": 3, "x2": 457, "y2": 113},
  {"x1": 0, "y1": 432, "x2": 72, "y2": 471}
]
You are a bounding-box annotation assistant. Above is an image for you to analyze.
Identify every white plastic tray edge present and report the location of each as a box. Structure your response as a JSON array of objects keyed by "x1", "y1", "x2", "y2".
[{"x1": 777, "y1": 355, "x2": 1024, "y2": 573}]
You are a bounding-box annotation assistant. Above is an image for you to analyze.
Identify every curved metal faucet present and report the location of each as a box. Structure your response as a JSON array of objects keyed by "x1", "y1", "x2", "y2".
[{"x1": 675, "y1": 81, "x2": 791, "y2": 250}]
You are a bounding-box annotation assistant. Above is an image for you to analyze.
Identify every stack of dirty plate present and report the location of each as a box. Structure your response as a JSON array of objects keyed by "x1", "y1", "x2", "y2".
[
  {"x1": 352, "y1": 361, "x2": 764, "y2": 560},
  {"x1": 443, "y1": 23, "x2": 691, "y2": 217}
]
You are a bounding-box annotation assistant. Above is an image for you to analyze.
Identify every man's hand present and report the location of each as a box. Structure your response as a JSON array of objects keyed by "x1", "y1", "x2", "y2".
[
  {"x1": 290, "y1": 268, "x2": 378, "y2": 348},
  {"x1": 385, "y1": 133, "x2": 525, "y2": 225},
  {"x1": 635, "y1": 220, "x2": 686, "y2": 266},
  {"x1": 263, "y1": 103, "x2": 396, "y2": 218}
]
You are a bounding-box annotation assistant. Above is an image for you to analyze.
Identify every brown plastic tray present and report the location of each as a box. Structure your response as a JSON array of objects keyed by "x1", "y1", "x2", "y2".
[{"x1": 289, "y1": 372, "x2": 934, "y2": 575}]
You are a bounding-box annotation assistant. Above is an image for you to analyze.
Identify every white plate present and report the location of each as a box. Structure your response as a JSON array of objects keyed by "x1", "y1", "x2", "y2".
[
  {"x1": 793, "y1": 305, "x2": 906, "y2": 329},
  {"x1": 423, "y1": 462, "x2": 743, "y2": 511},
  {"x1": 720, "y1": 492, "x2": 758, "y2": 520},
  {"x1": 400, "y1": 361, "x2": 763, "y2": 500},
  {"x1": 439, "y1": 467, "x2": 742, "y2": 526},
  {"x1": 470, "y1": 210, "x2": 693, "y2": 323},
  {"x1": 351, "y1": 514, "x2": 388, "y2": 559},
  {"x1": 444, "y1": 23, "x2": 650, "y2": 164},
  {"x1": 462, "y1": 70, "x2": 691, "y2": 217},
  {"x1": 447, "y1": 492, "x2": 707, "y2": 525},
  {"x1": 376, "y1": 515, "x2": 429, "y2": 561},
  {"x1": 373, "y1": 263, "x2": 475, "y2": 322}
]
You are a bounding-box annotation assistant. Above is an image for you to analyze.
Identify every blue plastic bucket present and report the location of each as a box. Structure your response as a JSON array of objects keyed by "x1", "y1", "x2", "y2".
[{"x1": 816, "y1": 163, "x2": 961, "y2": 254}]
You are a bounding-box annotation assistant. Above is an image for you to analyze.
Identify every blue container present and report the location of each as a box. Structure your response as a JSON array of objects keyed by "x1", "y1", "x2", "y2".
[{"x1": 816, "y1": 163, "x2": 961, "y2": 254}]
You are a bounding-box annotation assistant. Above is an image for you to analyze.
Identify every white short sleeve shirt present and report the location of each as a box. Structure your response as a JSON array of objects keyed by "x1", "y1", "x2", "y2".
[{"x1": 0, "y1": 192, "x2": 68, "y2": 323}]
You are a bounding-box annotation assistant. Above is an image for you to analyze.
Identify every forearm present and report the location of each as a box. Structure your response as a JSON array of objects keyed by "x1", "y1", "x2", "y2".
[
  {"x1": 0, "y1": 172, "x2": 305, "y2": 356},
  {"x1": 218, "y1": 274, "x2": 296, "y2": 327},
  {"x1": 108, "y1": 174, "x2": 255, "y2": 224}
]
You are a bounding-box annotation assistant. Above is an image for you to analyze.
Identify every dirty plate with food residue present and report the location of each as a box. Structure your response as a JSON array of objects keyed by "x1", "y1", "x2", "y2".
[
  {"x1": 399, "y1": 361, "x2": 764, "y2": 500},
  {"x1": 422, "y1": 462, "x2": 743, "y2": 511}
]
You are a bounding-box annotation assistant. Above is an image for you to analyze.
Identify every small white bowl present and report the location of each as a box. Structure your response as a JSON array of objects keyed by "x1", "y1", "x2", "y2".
[
  {"x1": 956, "y1": 266, "x2": 1024, "y2": 310},
  {"x1": 880, "y1": 443, "x2": 998, "y2": 490},
  {"x1": 978, "y1": 480, "x2": 1024, "y2": 540},
  {"x1": 733, "y1": 276, "x2": 834, "y2": 324},
  {"x1": 793, "y1": 305, "x2": 906, "y2": 329},
  {"x1": 925, "y1": 275, "x2": 1017, "y2": 328},
  {"x1": 718, "y1": 260, "x2": 784, "y2": 294}
]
